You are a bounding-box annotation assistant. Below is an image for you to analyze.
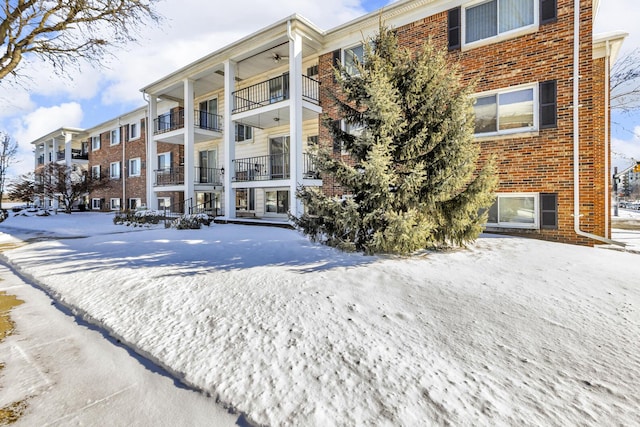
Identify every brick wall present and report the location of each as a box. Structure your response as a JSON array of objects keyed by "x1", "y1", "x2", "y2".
[{"x1": 318, "y1": 0, "x2": 607, "y2": 245}]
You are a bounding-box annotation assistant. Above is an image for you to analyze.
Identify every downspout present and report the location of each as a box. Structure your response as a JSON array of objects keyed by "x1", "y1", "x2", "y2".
[
  {"x1": 604, "y1": 39, "x2": 610, "y2": 237},
  {"x1": 572, "y1": 0, "x2": 623, "y2": 246},
  {"x1": 120, "y1": 117, "x2": 125, "y2": 211}
]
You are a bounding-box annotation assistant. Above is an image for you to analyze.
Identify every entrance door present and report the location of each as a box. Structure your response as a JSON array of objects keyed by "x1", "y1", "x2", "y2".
[{"x1": 269, "y1": 136, "x2": 290, "y2": 180}]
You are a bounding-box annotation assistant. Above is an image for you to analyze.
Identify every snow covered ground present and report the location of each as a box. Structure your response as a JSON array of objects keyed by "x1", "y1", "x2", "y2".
[{"x1": 0, "y1": 211, "x2": 639, "y2": 426}]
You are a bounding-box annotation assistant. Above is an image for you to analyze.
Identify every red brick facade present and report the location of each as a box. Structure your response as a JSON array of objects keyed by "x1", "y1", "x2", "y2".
[{"x1": 319, "y1": 0, "x2": 608, "y2": 245}]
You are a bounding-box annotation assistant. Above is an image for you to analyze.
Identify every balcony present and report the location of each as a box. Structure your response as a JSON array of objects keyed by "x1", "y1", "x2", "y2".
[
  {"x1": 153, "y1": 109, "x2": 223, "y2": 135},
  {"x1": 232, "y1": 74, "x2": 320, "y2": 114},
  {"x1": 232, "y1": 153, "x2": 319, "y2": 182},
  {"x1": 195, "y1": 167, "x2": 223, "y2": 186},
  {"x1": 37, "y1": 156, "x2": 44, "y2": 165},
  {"x1": 72, "y1": 149, "x2": 89, "y2": 160},
  {"x1": 154, "y1": 166, "x2": 224, "y2": 187},
  {"x1": 154, "y1": 167, "x2": 184, "y2": 186}
]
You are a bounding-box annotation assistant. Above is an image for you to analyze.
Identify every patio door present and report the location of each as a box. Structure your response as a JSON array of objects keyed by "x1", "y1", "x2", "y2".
[
  {"x1": 269, "y1": 136, "x2": 289, "y2": 179},
  {"x1": 199, "y1": 150, "x2": 217, "y2": 183},
  {"x1": 199, "y1": 99, "x2": 218, "y2": 130}
]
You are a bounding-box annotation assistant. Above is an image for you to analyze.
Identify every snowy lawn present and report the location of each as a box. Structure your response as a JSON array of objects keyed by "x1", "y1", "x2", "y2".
[{"x1": 1, "y1": 212, "x2": 639, "y2": 426}]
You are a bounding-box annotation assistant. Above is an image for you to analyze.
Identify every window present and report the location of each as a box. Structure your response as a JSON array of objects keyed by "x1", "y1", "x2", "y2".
[
  {"x1": 235, "y1": 123, "x2": 253, "y2": 142},
  {"x1": 91, "y1": 136, "x2": 100, "y2": 151},
  {"x1": 157, "y1": 152, "x2": 171, "y2": 171},
  {"x1": 110, "y1": 198, "x2": 121, "y2": 211},
  {"x1": 110, "y1": 128, "x2": 120, "y2": 145},
  {"x1": 344, "y1": 43, "x2": 364, "y2": 75},
  {"x1": 236, "y1": 188, "x2": 255, "y2": 212},
  {"x1": 307, "y1": 64, "x2": 319, "y2": 79},
  {"x1": 474, "y1": 85, "x2": 536, "y2": 135},
  {"x1": 91, "y1": 165, "x2": 100, "y2": 179},
  {"x1": 129, "y1": 158, "x2": 141, "y2": 177},
  {"x1": 129, "y1": 122, "x2": 140, "y2": 140},
  {"x1": 158, "y1": 197, "x2": 171, "y2": 211},
  {"x1": 110, "y1": 161, "x2": 121, "y2": 179},
  {"x1": 129, "y1": 198, "x2": 142, "y2": 210},
  {"x1": 265, "y1": 190, "x2": 289, "y2": 215},
  {"x1": 92, "y1": 198, "x2": 101, "y2": 210},
  {"x1": 464, "y1": 0, "x2": 535, "y2": 45},
  {"x1": 486, "y1": 193, "x2": 539, "y2": 229}
]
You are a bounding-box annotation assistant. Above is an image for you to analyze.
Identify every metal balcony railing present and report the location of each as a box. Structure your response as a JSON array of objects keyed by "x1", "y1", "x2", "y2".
[
  {"x1": 153, "y1": 109, "x2": 223, "y2": 135},
  {"x1": 232, "y1": 153, "x2": 319, "y2": 182},
  {"x1": 71, "y1": 149, "x2": 89, "y2": 160},
  {"x1": 154, "y1": 167, "x2": 184, "y2": 186},
  {"x1": 232, "y1": 74, "x2": 320, "y2": 114},
  {"x1": 195, "y1": 167, "x2": 223, "y2": 185}
]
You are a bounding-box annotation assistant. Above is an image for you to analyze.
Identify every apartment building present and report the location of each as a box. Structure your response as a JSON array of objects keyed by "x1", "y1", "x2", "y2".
[
  {"x1": 31, "y1": 0, "x2": 625, "y2": 245},
  {"x1": 85, "y1": 106, "x2": 150, "y2": 211},
  {"x1": 31, "y1": 127, "x2": 89, "y2": 210}
]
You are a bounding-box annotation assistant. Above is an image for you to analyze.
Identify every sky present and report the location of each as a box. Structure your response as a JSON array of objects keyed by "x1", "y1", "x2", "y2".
[{"x1": 0, "y1": 0, "x2": 638, "y2": 179}]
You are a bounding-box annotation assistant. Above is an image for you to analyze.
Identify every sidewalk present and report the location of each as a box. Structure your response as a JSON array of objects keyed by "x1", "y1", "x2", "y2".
[{"x1": 0, "y1": 262, "x2": 240, "y2": 426}]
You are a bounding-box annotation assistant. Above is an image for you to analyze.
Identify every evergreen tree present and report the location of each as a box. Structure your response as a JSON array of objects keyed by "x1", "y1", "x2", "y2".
[{"x1": 293, "y1": 26, "x2": 497, "y2": 254}]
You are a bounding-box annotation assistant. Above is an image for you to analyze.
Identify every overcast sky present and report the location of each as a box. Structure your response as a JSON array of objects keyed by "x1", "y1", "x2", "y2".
[{"x1": 0, "y1": 0, "x2": 637, "y2": 178}]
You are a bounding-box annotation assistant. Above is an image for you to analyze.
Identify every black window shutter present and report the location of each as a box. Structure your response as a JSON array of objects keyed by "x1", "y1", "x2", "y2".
[
  {"x1": 332, "y1": 120, "x2": 341, "y2": 154},
  {"x1": 448, "y1": 8, "x2": 461, "y2": 51},
  {"x1": 540, "y1": 0, "x2": 557, "y2": 24},
  {"x1": 540, "y1": 193, "x2": 558, "y2": 229},
  {"x1": 332, "y1": 49, "x2": 341, "y2": 67},
  {"x1": 539, "y1": 80, "x2": 557, "y2": 129}
]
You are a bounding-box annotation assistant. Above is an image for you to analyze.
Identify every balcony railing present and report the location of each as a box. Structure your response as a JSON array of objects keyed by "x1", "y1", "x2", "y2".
[
  {"x1": 195, "y1": 167, "x2": 223, "y2": 186},
  {"x1": 232, "y1": 153, "x2": 319, "y2": 182},
  {"x1": 71, "y1": 149, "x2": 89, "y2": 160},
  {"x1": 232, "y1": 74, "x2": 320, "y2": 114},
  {"x1": 154, "y1": 166, "x2": 224, "y2": 187},
  {"x1": 153, "y1": 109, "x2": 223, "y2": 135},
  {"x1": 154, "y1": 167, "x2": 184, "y2": 186}
]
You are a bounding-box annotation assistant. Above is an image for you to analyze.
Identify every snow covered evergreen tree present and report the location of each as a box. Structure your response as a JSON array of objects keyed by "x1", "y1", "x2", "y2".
[{"x1": 294, "y1": 26, "x2": 497, "y2": 254}]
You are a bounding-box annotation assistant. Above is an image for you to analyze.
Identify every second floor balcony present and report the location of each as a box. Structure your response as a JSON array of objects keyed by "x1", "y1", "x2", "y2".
[
  {"x1": 154, "y1": 166, "x2": 224, "y2": 187},
  {"x1": 232, "y1": 153, "x2": 319, "y2": 182},
  {"x1": 55, "y1": 149, "x2": 89, "y2": 162}
]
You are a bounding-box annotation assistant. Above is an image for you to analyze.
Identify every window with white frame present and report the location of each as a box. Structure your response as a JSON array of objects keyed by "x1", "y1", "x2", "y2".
[
  {"x1": 110, "y1": 198, "x2": 121, "y2": 211},
  {"x1": 92, "y1": 198, "x2": 101, "y2": 210},
  {"x1": 91, "y1": 136, "x2": 101, "y2": 151},
  {"x1": 235, "y1": 123, "x2": 253, "y2": 142},
  {"x1": 110, "y1": 161, "x2": 121, "y2": 179},
  {"x1": 486, "y1": 193, "x2": 539, "y2": 229},
  {"x1": 110, "y1": 128, "x2": 120, "y2": 145},
  {"x1": 129, "y1": 122, "x2": 140, "y2": 140},
  {"x1": 91, "y1": 165, "x2": 100, "y2": 179},
  {"x1": 158, "y1": 197, "x2": 171, "y2": 211},
  {"x1": 473, "y1": 84, "x2": 536, "y2": 135},
  {"x1": 343, "y1": 43, "x2": 365, "y2": 75},
  {"x1": 128, "y1": 158, "x2": 141, "y2": 177},
  {"x1": 129, "y1": 198, "x2": 141, "y2": 210},
  {"x1": 157, "y1": 152, "x2": 171, "y2": 171},
  {"x1": 464, "y1": 0, "x2": 535, "y2": 45}
]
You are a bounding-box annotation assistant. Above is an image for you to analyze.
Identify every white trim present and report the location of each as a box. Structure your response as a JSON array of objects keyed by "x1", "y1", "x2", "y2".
[
  {"x1": 461, "y1": 0, "x2": 539, "y2": 50},
  {"x1": 486, "y1": 192, "x2": 540, "y2": 229},
  {"x1": 91, "y1": 135, "x2": 101, "y2": 151},
  {"x1": 91, "y1": 198, "x2": 101, "y2": 210},
  {"x1": 110, "y1": 128, "x2": 121, "y2": 146},
  {"x1": 129, "y1": 122, "x2": 140, "y2": 140},
  {"x1": 473, "y1": 82, "x2": 538, "y2": 137},
  {"x1": 128, "y1": 157, "x2": 141, "y2": 177},
  {"x1": 110, "y1": 198, "x2": 121, "y2": 211},
  {"x1": 110, "y1": 161, "x2": 121, "y2": 179}
]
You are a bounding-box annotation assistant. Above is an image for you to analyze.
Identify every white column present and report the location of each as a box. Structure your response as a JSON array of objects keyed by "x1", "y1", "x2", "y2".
[
  {"x1": 147, "y1": 95, "x2": 158, "y2": 210},
  {"x1": 184, "y1": 78, "x2": 196, "y2": 212},
  {"x1": 64, "y1": 131, "x2": 72, "y2": 166},
  {"x1": 289, "y1": 30, "x2": 304, "y2": 218},
  {"x1": 223, "y1": 60, "x2": 236, "y2": 219}
]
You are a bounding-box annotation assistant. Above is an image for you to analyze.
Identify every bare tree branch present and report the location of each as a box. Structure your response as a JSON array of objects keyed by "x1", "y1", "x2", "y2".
[
  {"x1": 0, "y1": 0, "x2": 160, "y2": 81},
  {"x1": 0, "y1": 131, "x2": 18, "y2": 209},
  {"x1": 611, "y1": 48, "x2": 640, "y2": 112}
]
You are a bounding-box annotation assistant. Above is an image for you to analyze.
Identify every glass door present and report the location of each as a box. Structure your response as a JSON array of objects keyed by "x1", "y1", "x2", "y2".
[
  {"x1": 199, "y1": 99, "x2": 218, "y2": 130},
  {"x1": 269, "y1": 136, "x2": 290, "y2": 180},
  {"x1": 198, "y1": 150, "x2": 217, "y2": 183}
]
